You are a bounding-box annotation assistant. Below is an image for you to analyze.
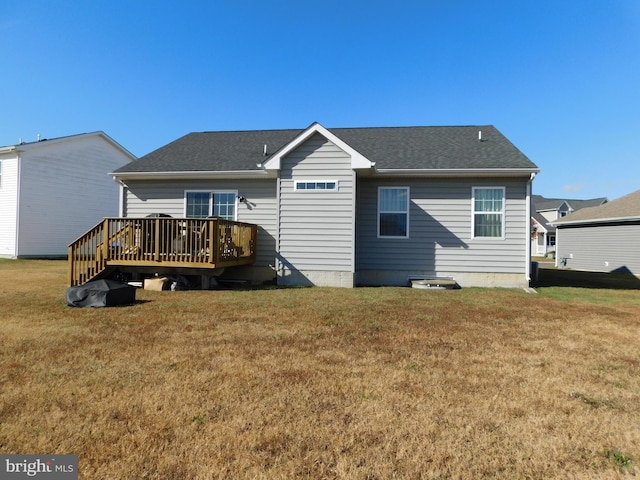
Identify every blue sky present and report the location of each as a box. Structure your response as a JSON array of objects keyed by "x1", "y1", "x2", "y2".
[{"x1": 2, "y1": 1, "x2": 639, "y2": 201}]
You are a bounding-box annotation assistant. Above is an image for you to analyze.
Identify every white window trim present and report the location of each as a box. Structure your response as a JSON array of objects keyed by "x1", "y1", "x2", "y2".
[
  {"x1": 377, "y1": 186, "x2": 410, "y2": 239},
  {"x1": 184, "y1": 189, "x2": 238, "y2": 220},
  {"x1": 471, "y1": 186, "x2": 506, "y2": 240},
  {"x1": 294, "y1": 180, "x2": 339, "y2": 192}
]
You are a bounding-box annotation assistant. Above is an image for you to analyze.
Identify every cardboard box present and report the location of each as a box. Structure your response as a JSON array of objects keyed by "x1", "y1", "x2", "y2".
[{"x1": 144, "y1": 277, "x2": 168, "y2": 291}]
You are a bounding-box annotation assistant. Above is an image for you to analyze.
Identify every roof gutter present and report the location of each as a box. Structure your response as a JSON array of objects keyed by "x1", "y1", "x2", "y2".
[
  {"x1": 0, "y1": 146, "x2": 17, "y2": 155},
  {"x1": 552, "y1": 215, "x2": 640, "y2": 227},
  {"x1": 111, "y1": 169, "x2": 273, "y2": 181},
  {"x1": 372, "y1": 167, "x2": 540, "y2": 177}
]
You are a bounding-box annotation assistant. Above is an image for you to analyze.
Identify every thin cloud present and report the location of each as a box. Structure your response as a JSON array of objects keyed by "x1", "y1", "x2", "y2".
[{"x1": 562, "y1": 183, "x2": 585, "y2": 193}]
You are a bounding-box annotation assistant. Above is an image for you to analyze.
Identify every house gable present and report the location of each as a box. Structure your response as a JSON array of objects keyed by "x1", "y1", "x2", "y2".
[
  {"x1": 262, "y1": 122, "x2": 373, "y2": 171},
  {"x1": 276, "y1": 133, "x2": 356, "y2": 287}
]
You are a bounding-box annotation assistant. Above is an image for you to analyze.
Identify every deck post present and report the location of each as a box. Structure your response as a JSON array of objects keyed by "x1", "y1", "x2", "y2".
[
  {"x1": 68, "y1": 245, "x2": 74, "y2": 286},
  {"x1": 101, "y1": 218, "x2": 110, "y2": 267},
  {"x1": 154, "y1": 219, "x2": 161, "y2": 262},
  {"x1": 209, "y1": 219, "x2": 216, "y2": 265}
]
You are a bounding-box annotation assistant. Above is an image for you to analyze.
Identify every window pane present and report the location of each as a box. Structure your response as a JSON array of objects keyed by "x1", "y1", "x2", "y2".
[
  {"x1": 213, "y1": 192, "x2": 236, "y2": 220},
  {"x1": 186, "y1": 192, "x2": 210, "y2": 218},
  {"x1": 380, "y1": 213, "x2": 407, "y2": 237},
  {"x1": 474, "y1": 213, "x2": 502, "y2": 237},
  {"x1": 380, "y1": 188, "x2": 407, "y2": 211},
  {"x1": 475, "y1": 188, "x2": 503, "y2": 212}
]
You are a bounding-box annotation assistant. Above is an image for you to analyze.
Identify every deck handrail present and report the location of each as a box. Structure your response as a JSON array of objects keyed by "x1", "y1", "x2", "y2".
[{"x1": 68, "y1": 217, "x2": 257, "y2": 286}]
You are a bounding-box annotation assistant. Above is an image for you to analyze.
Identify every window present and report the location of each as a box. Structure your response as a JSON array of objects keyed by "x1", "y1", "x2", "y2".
[
  {"x1": 185, "y1": 191, "x2": 237, "y2": 220},
  {"x1": 472, "y1": 187, "x2": 505, "y2": 238},
  {"x1": 186, "y1": 192, "x2": 210, "y2": 218},
  {"x1": 295, "y1": 180, "x2": 338, "y2": 191},
  {"x1": 378, "y1": 187, "x2": 409, "y2": 237}
]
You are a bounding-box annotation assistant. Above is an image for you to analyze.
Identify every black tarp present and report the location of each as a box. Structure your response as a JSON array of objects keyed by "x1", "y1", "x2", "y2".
[{"x1": 66, "y1": 279, "x2": 136, "y2": 308}]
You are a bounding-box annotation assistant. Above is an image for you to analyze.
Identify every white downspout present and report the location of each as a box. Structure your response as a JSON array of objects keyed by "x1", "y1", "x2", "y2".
[
  {"x1": 525, "y1": 172, "x2": 536, "y2": 284},
  {"x1": 118, "y1": 181, "x2": 126, "y2": 217}
]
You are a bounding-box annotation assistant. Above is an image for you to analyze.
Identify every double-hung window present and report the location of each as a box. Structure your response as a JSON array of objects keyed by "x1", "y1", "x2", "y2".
[
  {"x1": 472, "y1": 187, "x2": 505, "y2": 238},
  {"x1": 185, "y1": 191, "x2": 237, "y2": 220},
  {"x1": 378, "y1": 187, "x2": 409, "y2": 238}
]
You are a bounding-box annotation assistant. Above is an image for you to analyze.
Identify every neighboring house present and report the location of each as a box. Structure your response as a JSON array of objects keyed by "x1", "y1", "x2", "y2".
[
  {"x1": 530, "y1": 195, "x2": 607, "y2": 257},
  {"x1": 110, "y1": 122, "x2": 539, "y2": 288},
  {"x1": 552, "y1": 189, "x2": 640, "y2": 275},
  {"x1": 0, "y1": 132, "x2": 135, "y2": 258}
]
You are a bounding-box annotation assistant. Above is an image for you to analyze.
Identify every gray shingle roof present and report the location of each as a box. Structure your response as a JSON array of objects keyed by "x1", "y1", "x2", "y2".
[
  {"x1": 532, "y1": 211, "x2": 556, "y2": 233},
  {"x1": 114, "y1": 124, "x2": 537, "y2": 174},
  {"x1": 532, "y1": 195, "x2": 607, "y2": 212},
  {"x1": 554, "y1": 189, "x2": 640, "y2": 225}
]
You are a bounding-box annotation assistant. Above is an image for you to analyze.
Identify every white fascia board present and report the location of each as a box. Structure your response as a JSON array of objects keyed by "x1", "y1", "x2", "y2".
[
  {"x1": 111, "y1": 170, "x2": 273, "y2": 182},
  {"x1": 262, "y1": 122, "x2": 373, "y2": 170},
  {"x1": 93, "y1": 131, "x2": 137, "y2": 161},
  {"x1": 0, "y1": 146, "x2": 17, "y2": 155},
  {"x1": 373, "y1": 168, "x2": 540, "y2": 177},
  {"x1": 552, "y1": 215, "x2": 640, "y2": 227}
]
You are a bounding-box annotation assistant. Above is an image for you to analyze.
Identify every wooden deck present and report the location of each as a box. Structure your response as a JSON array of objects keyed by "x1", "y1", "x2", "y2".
[{"x1": 68, "y1": 217, "x2": 257, "y2": 286}]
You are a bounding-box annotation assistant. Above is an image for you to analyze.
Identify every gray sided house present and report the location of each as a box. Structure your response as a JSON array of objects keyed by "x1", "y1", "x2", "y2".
[
  {"x1": 111, "y1": 123, "x2": 539, "y2": 288},
  {"x1": 553, "y1": 189, "x2": 640, "y2": 276},
  {"x1": 530, "y1": 195, "x2": 607, "y2": 257}
]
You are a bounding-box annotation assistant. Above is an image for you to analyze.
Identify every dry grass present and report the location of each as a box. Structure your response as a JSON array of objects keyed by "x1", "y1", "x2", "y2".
[{"x1": 1, "y1": 260, "x2": 639, "y2": 479}]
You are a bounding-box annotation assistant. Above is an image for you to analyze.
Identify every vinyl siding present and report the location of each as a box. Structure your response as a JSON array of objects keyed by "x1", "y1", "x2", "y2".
[
  {"x1": 278, "y1": 134, "x2": 355, "y2": 272},
  {"x1": 356, "y1": 177, "x2": 529, "y2": 273},
  {"x1": 16, "y1": 137, "x2": 129, "y2": 257},
  {"x1": 556, "y1": 222, "x2": 640, "y2": 274},
  {"x1": 123, "y1": 179, "x2": 277, "y2": 267},
  {"x1": 0, "y1": 155, "x2": 19, "y2": 257}
]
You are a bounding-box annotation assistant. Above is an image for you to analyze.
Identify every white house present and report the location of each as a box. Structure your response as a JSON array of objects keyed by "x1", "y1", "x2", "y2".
[{"x1": 0, "y1": 132, "x2": 135, "y2": 258}]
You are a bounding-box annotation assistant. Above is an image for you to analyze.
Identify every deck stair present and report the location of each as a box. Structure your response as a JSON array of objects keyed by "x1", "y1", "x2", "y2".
[{"x1": 68, "y1": 217, "x2": 257, "y2": 286}]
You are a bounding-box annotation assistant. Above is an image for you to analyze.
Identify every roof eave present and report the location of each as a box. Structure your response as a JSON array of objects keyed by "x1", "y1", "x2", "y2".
[
  {"x1": 0, "y1": 146, "x2": 17, "y2": 155},
  {"x1": 373, "y1": 168, "x2": 540, "y2": 177},
  {"x1": 553, "y1": 215, "x2": 640, "y2": 227},
  {"x1": 6, "y1": 132, "x2": 136, "y2": 161},
  {"x1": 111, "y1": 169, "x2": 273, "y2": 181}
]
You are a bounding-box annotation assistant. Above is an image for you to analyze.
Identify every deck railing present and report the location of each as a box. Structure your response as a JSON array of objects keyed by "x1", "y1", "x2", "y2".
[{"x1": 68, "y1": 217, "x2": 257, "y2": 286}]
